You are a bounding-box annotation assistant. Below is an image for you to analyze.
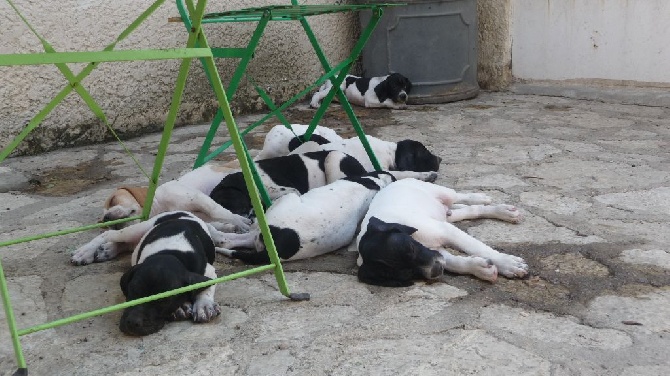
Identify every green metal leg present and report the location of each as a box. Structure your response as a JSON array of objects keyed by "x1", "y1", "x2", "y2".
[
  {"x1": 193, "y1": 13, "x2": 270, "y2": 168},
  {"x1": 0, "y1": 258, "x2": 27, "y2": 373},
  {"x1": 183, "y1": 0, "x2": 300, "y2": 299},
  {"x1": 298, "y1": 9, "x2": 385, "y2": 171},
  {"x1": 0, "y1": 1, "x2": 305, "y2": 373}
]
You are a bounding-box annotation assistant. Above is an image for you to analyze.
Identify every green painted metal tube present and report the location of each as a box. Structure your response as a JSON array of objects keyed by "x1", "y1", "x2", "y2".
[
  {"x1": 0, "y1": 216, "x2": 143, "y2": 248},
  {"x1": 182, "y1": 4, "x2": 291, "y2": 296},
  {"x1": 0, "y1": 48, "x2": 213, "y2": 66},
  {"x1": 0, "y1": 259, "x2": 27, "y2": 369},
  {"x1": 17, "y1": 264, "x2": 276, "y2": 336},
  {"x1": 300, "y1": 9, "x2": 384, "y2": 171},
  {"x1": 141, "y1": 0, "x2": 209, "y2": 221}
]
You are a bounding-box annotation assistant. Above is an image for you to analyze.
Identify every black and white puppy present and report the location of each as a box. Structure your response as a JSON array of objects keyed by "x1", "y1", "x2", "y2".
[
  {"x1": 310, "y1": 73, "x2": 412, "y2": 109},
  {"x1": 254, "y1": 124, "x2": 343, "y2": 161},
  {"x1": 290, "y1": 133, "x2": 441, "y2": 174},
  {"x1": 71, "y1": 211, "x2": 226, "y2": 335},
  {"x1": 356, "y1": 179, "x2": 528, "y2": 287},
  {"x1": 216, "y1": 172, "x2": 396, "y2": 265},
  {"x1": 254, "y1": 124, "x2": 440, "y2": 174},
  {"x1": 210, "y1": 150, "x2": 436, "y2": 217}
]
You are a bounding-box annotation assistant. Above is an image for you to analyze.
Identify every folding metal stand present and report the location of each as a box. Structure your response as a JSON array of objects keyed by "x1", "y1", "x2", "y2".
[{"x1": 0, "y1": 1, "x2": 395, "y2": 373}]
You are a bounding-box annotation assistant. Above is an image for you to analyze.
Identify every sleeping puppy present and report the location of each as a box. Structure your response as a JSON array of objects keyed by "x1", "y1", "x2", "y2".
[
  {"x1": 210, "y1": 150, "x2": 436, "y2": 217},
  {"x1": 72, "y1": 211, "x2": 226, "y2": 335},
  {"x1": 310, "y1": 73, "x2": 412, "y2": 109},
  {"x1": 101, "y1": 162, "x2": 250, "y2": 232},
  {"x1": 257, "y1": 124, "x2": 441, "y2": 173},
  {"x1": 290, "y1": 134, "x2": 441, "y2": 174},
  {"x1": 355, "y1": 179, "x2": 528, "y2": 287},
  {"x1": 254, "y1": 123, "x2": 343, "y2": 161},
  {"x1": 215, "y1": 172, "x2": 396, "y2": 265}
]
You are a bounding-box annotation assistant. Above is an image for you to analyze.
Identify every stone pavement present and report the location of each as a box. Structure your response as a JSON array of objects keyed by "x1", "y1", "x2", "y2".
[{"x1": 1, "y1": 87, "x2": 669, "y2": 375}]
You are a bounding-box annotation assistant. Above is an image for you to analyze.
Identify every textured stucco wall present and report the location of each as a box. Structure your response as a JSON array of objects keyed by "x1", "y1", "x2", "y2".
[
  {"x1": 477, "y1": 0, "x2": 512, "y2": 90},
  {"x1": 0, "y1": 0, "x2": 358, "y2": 155}
]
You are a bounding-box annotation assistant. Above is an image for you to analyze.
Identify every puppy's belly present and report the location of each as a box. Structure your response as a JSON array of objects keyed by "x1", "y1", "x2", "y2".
[{"x1": 291, "y1": 220, "x2": 359, "y2": 259}]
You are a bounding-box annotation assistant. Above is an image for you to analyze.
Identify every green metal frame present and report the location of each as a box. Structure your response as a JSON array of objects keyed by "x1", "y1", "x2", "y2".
[
  {"x1": 175, "y1": 0, "x2": 393, "y2": 173},
  {"x1": 0, "y1": 0, "x2": 406, "y2": 373}
]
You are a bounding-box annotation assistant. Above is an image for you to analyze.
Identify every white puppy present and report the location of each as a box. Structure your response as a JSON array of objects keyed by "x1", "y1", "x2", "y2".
[
  {"x1": 356, "y1": 179, "x2": 528, "y2": 287},
  {"x1": 101, "y1": 162, "x2": 251, "y2": 232}
]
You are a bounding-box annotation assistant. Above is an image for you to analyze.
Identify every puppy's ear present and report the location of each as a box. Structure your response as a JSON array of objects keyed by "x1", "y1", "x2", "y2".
[
  {"x1": 120, "y1": 265, "x2": 140, "y2": 298},
  {"x1": 368, "y1": 217, "x2": 418, "y2": 236},
  {"x1": 104, "y1": 189, "x2": 121, "y2": 209}
]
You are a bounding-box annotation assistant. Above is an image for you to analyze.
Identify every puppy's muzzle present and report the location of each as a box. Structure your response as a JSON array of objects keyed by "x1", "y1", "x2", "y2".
[{"x1": 398, "y1": 91, "x2": 408, "y2": 102}]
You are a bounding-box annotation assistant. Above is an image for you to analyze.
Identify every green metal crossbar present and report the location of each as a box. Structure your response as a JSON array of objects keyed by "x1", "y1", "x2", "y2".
[
  {"x1": 176, "y1": 0, "x2": 393, "y2": 172},
  {"x1": 0, "y1": 0, "x2": 318, "y2": 373}
]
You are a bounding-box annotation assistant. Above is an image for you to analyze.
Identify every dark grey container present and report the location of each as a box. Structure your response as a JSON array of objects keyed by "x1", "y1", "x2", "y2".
[{"x1": 358, "y1": 0, "x2": 479, "y2": 104}]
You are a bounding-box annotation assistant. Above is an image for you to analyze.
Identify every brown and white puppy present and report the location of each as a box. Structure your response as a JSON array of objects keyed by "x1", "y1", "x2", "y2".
[{"x1": 101, "y1": 162, "x2": 249, "y2": 232}]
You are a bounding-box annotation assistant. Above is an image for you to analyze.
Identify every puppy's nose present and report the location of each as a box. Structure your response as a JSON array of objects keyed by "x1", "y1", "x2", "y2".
[{"x1": 399, "y1": 92, "x2": 408, "y2": 101}]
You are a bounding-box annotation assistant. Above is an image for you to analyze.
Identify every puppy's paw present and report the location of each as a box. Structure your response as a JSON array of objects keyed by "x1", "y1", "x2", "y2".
[
  {"x1": 215, "y1": 247, "x2": 235, "y2": 257},
  {"x1": 424, "y1": 172, "x2": 438, "y2": 183},
  {"x1": 210, "y1": 222, "x2": 239, "y2": 233},
  {"x1": 70, "y1": 247, "x2": 95, "y2": 266},
  {"x1": 492, "y1": 254, "x2": 528, "y2": 278},
  {"x1": 71, "y1": 242, "x2": 119, "y2": 265},
  {"x1": 192, "y1": 298, "x2": 221, "y2": 323},
  {"x1": 171, "y1": 302, "x2": 193, "y2": 321},
  {"x1": 468, "y1": 257, "x2": 498, "y2": 282},
  {"x1": 492, "y1": 204, "x2": 523, "y2": 223},
  {"x1": 231, "y1": 215, "x2": 252, "y2": 233}
]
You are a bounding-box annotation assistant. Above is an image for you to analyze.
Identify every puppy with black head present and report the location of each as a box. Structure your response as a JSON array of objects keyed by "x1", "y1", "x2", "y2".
[
  {"x1": 209, "y1": 150, "x2": 436, "y2": 217},
  {"x1": 356, "y1": 179, "x2": 529, "y2": 287},
  {"x1": 71, "y1": 211, "x2": 225, "y2": 335},
  {"x1": 310, "y1": 72, "x2": 413, "y2": 109},
  {"x1": 290, "y1": 134, "x2": 441, "y2": 174},
  {"x1": 120, "y1": 211, "x2": 223, "y2": 336}
]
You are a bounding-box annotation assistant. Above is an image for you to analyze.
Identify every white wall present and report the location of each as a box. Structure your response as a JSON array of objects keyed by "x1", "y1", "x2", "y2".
[{"x1": 511, "y1": 0, "x2": 670, "y2": 84}]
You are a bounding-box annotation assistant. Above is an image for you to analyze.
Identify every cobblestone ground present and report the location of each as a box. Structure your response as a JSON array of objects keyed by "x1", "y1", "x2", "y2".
[{"x1": 1, "y1": 89, "x2": 669, "y2": 375}]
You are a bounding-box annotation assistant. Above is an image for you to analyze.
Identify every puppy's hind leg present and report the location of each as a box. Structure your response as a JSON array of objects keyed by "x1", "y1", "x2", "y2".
[
  {"x1": 435, "y1": 221, "x2": 528, "y2": 279},
  {"x1": 70, "y1": 218, "x2": 157, "y2": 265},
  {"x1": 211, "y1": 230, "x2": 257, "y2": 250},
  {"x1": 180, "y1": 189, "x2": 252, "y2": 232},
  {"x1": 447, "y1": 204, "x2": 522, "y2": 224},
  {"x1": 310, "y1": 81, "x2": 332, "y2": 108},
  {"x1": 436, "y1": 250, "x2": 498, "y2": 282}
]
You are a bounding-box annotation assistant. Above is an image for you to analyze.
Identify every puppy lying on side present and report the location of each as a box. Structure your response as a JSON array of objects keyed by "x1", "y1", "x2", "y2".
[
  {"x1": 102, "y1": 162, "x2": 250, "y2": 232},
  {"x1": 254, "y1": 124, "x2": 343, "y2": 161},
  {"x1": 310, "y1": 73, "x2": 412, "y2": 109},
  {"x1": 210, "y1": 150, "x2": 436, "y2": 216},
  {"x1": 216, "y1": 172, "x2": 396, "y2": 265},
  {"x1": 257, "y1": 124, "x2": 442, "y2": 173},
  {"x1": 72, "y1": 211, "x2": 228, "y2": 335},
  {"x1": 355, "y1": 179, "x2": 528, "y2": 287}
]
